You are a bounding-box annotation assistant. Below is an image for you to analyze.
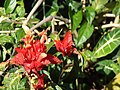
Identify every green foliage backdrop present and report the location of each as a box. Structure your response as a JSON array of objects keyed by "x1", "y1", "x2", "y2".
[{"x1": 0, "y1": 0, "x2": 120, "y2": 90}]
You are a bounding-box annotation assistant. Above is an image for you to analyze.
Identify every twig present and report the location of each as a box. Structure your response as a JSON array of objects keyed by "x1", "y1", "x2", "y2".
[
  {"x1": 0, "y1": 30, "x2": 16, "y2": 33},
  {"x1": 103, "y1": 13, "x2": 115, "y2": 17},
  {"x1": 51, "y1": 17, "x2": 55, "y2": 33},
  {"x1": 102, "y1": 23, "x2": 120, "y2": 29},
  {"x1": 54, "y1": 16, "x2": 69, "y2": 23},
  {"x1": 43, "y1": 0, "x2": 45, "y2": 20},
  {"x1": 30, "y1": 16, "x2": 52, "y2": 31},
  {"x1": 4, "y1": 19, "x2": 39, "y2": 24},
  {"x1": 25, "y1": 0, "x2": 43, "y2": 24},
  {"x1": 30, "y1": 16, "x2": 69, "y2": 31},
  {"x1": 58, "y1": 63, "x2": 74, "y2": 81},
  {"x1": 5, "y1": 20, "x2": 22, "y2": 24}
]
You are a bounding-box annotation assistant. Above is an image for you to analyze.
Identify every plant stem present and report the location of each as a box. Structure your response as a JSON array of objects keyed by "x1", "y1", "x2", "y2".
[
  {"x1": 30, "y1": 16, "x2": 69, "y2": 31},
  {"x1": 43, "y1": 0, "x2": 46, "y2": 20},
  {"x1": 25, "y1": 0, "x2": 43, "y2": 24},
  {"x1": 0, "y1": 30, "x2": 16, "y2": 33},
  {"x1": 102, "y1": 23, "x2": 120, "y2": 28}
]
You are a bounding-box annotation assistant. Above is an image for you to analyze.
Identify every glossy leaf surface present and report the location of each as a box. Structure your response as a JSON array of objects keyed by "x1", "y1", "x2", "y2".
[
  {"x1": 4, "y1": 0, "x2": 16, "y2": 14},
  {"x1": 72, "y1": 10, "x2": 82, "y2": 31},
  {"x1": 93, "y1": 28, "x2": 120, "y2": 58},
  {"x1": 77, "y1": 22, "x2": 94, "y2": 46}
]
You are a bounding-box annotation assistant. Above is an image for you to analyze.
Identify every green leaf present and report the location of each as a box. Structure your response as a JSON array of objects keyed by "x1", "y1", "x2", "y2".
[
  {"x1": 46, "y1": 0, "x2": 59, "y2": 17},
  {"x1": 92, "y1": 0, "x2": 109, "y2": 13},
  {"x1": 0, "y1": 7, "x2": 6, "y2": 16},
  {"x1": 111, "y1": 64, "x2": 120, "y2": 75},
  {"x1": 18, "y1": 78, "x2": 27, "y2": 90},
  {"x1": 106, "y1": 73, "x2": 120, "y2": 90},
  {"x1": 46, "y1": 82, "x2": 62, "y2": 90},
  {"x1": 42, "y1": 70, "x2": 51, "y2": 80},
  {"x1": 2, "y1": 73, "x2": 22, "y2": 90},
  {"x1": 112, "y1": 1, "x2": 120, "y2": 16},
  {"x1": 93, "y1": 28, "x2": 120, "y2": 58},
  {"x1": 15, "y1": 28, "x2": 25, "y2": 42},
  {"x1": 2, "y1": 46, "x2": 7, "y2": 61},
  {"x1": 72, "y1": 10, "x2": 82, "y2": 31},
  {"x1": 46, "y1": 42, "x2": 54, "y2": 53},
  {"x1": 16, "y1": 6, "x2": 25, "y2": 17},
  {"x1": 0, "y1": 35, "x2": 13, "y2": 45},
  {"x1": 4, "y1": 0, "x2": 16, "y2": 14},
  {"x1": 0, "y1": 22, "x2": 13, "y2": 30},
  {"x1": 77, "y1": 22, "x2": 94, "y2": 46},
  {"x1": 86, "y1": 6, "x2": 95, "y2": 24},
  {"x1": 68, "y1": 1, "x2": 81, "y2": 12},
  {"x1": 95, "y1": 60, "x2": 114, "y2": 75}
]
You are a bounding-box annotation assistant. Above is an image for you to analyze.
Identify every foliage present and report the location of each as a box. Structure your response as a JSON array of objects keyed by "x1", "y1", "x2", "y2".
[{"x1": 0, "y1": 0, "x2": 120, "y2": 90}]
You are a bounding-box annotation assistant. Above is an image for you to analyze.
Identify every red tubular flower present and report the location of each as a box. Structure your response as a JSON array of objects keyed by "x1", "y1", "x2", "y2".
[
  {"x1": 33, "y1": 74, "x2": 45, "y2": 90},
  {"x1": 55, "y1": 31, "x2": 74, "y2": 56},
  {"x1": 11, "y1": 40, "x2": 61, "y2": 73},
  {"x1": 11, "y1": 32, "x2": 62, "y2": 90}
]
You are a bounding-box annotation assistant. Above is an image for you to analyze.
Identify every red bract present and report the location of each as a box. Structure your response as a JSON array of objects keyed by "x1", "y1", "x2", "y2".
[
  {"x1": 11, "y1": 40, "x2": 61, "y2": 73},
  {"x1": 11, "y1": 34, "x2": 62, "y2": 89},
  {"x1": 33, "y1": 74, "x2": 45, "y2": 90},
  {"x1": 55, "y1": 31, "x2": 74, "y2": 56}
]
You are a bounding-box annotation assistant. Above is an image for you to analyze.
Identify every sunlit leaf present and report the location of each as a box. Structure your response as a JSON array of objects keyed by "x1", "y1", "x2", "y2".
[
  {"x1": 77, "y1": 22, "x2": 94, "y2": 46},
  {"x1": 112, "y1": 1, "x2": 120, "y2": 16},
  {"x1": 15, "y1": 28, "x2": 25, "y2": 42},
  {"x1": 111, "y1": 63, "x2": 120, "y2": 75},
  {"x1": 18, "y1": 78, "x2": 27, "y2": 90},
  {"x1": 0, "y1": 35, "x2": 14, "y2": 45},
  {"x1": 72, "y1": 10, "x2": 82, "y2": 31},
  {"x1": 0, "y1": 22, "x2": 13, "y2": 30},
  {"x1": 2, "y1": 73, "x2": 22, "y2": 90},
  {"x1": 46, "y1": 42, "x2": 54, "y2": 53},
  {"x1": 93, "y1": 28, "x2": 120, "y2": 58},
  {"x1": 95, "y1": 60, "x2": 114, "y2": 75},
  {"x1": 16, "y1": 6, "x2": 25, "y2": 17},
  {"x1": 4, "y1": 0, "x2": 16, "y2": 14},
  {"x1": 106, "y1": 73, "x2": 120, "y2": 90},
  {"x1": 86, "y1": 6, "x2": 95, "y2": 24},
  {"x1": 1, "y1": 46, "x2": 7, "y2": 61},
  {"x1": 45, "y1": 82, "x2": 62, "y2": 90},
  {"x1": 92, "y1": 0, "x2": 109, "y2": 13},
  {"x1": 45, "y1": 0, "x2": 59, "y2": 16}
]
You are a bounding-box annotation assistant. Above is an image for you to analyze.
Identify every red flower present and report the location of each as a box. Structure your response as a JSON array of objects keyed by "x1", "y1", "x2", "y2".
[
  {"x1": 11, "y1": 40, "x2": 61, "y2": 73},
  {"x1": 55, "y1": 31, "x2": 74, "y2": 56},
  {"x1": 33, "y1": 74, "x2": 45, "y2": 90},
  {"x1": 11, "y1": 32, "x2": 62, "y2": 90}
]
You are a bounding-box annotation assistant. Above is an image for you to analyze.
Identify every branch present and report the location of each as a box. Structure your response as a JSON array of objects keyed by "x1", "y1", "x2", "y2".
[
  {"x1": 25, "y1": 0, "x2": 43, "y2": 24},
  {"x1": 102, "y1": 23, "x2": 120, "y2": 29},
  {"x1": 30, "y1": 16, "x2": 69, "y2": 31},
  {"x1": 0, "y1": 30, "x2": 16, "y2": 33},
  {"x1": 4, "y1": 19, "x2": 39, "y2": 24},
  {"x1": 5, "y1": 20, "x2": 22, "y2": 24},
  {"x1": 103, "y1": 13, "x2": 115, "y2": 17}
]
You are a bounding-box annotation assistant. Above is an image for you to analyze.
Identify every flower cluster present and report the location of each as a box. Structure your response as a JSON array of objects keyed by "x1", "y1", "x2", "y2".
[
  {"x1": 11, "y1": 33, "x2": 62, "y2": 90},
  {"x1": 55, "y1": 31, "x2": 74, "y2": 56},
  {"x1": 11, "y1": 30, "x2": 74, "y2": 90}
]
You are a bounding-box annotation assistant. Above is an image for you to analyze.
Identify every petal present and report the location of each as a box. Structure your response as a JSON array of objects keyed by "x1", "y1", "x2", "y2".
[
  {"x1": 55, "y1": 40, "x2": 65, "y2": 55},
  {"x1": 62, "y1": 31, "x2": 73, "y2": 45},
  {"x1": 11, "y1": 53, "x2": 25, "y2": 65},
  {"x1": 33, "y1": 40, "x2": 46, "y2": 53},
  {"x1": 33, "y1": 74, "x2": 45, "y2": 90},
  {"x1": 46, "y1": 54, "x2": 62, "y2": 64}
]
